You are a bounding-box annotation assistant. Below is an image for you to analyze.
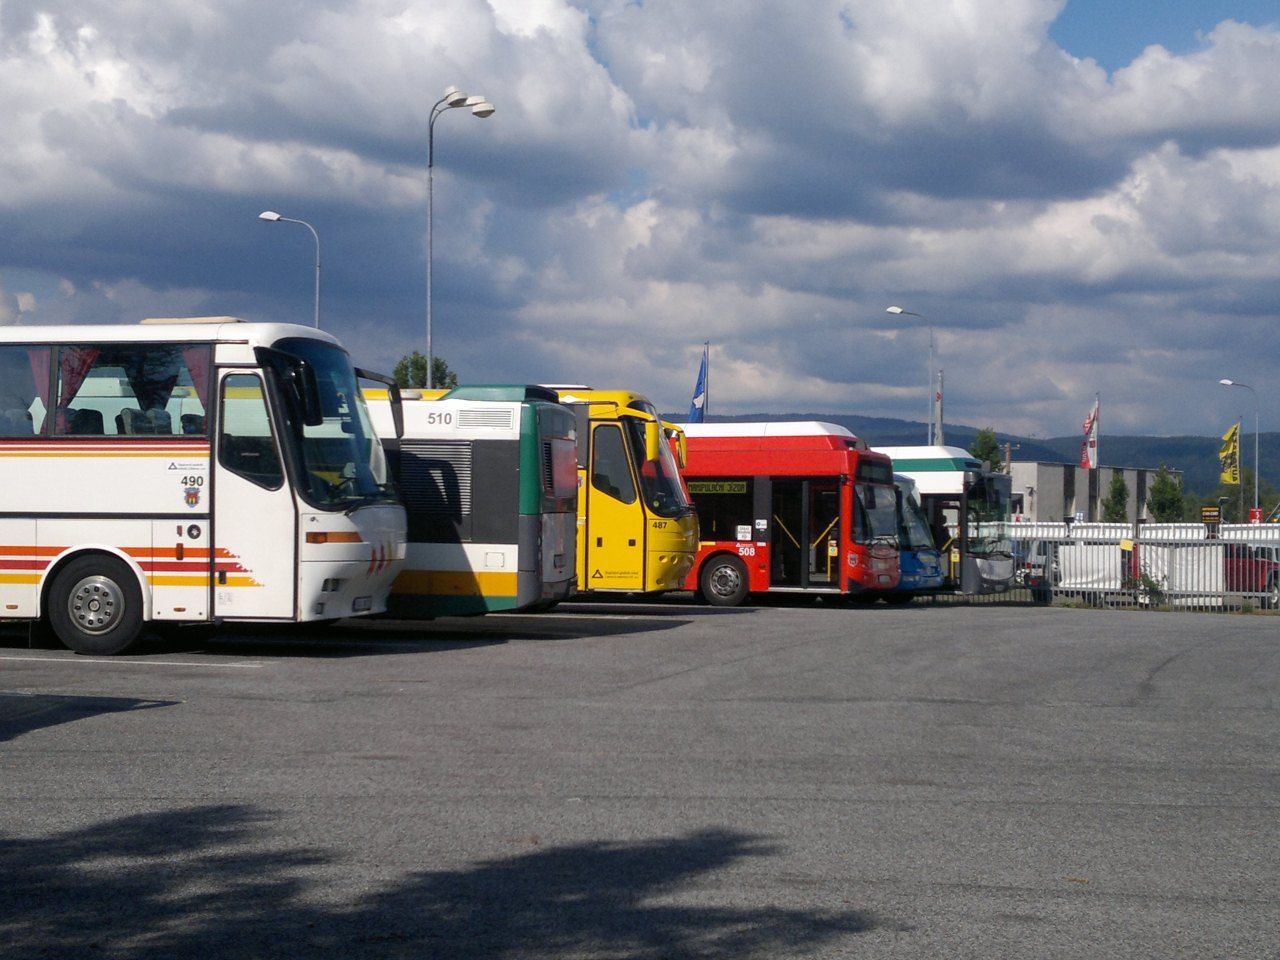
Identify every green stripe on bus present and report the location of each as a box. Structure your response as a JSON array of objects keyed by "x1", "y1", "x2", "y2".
[{"x1": 890, "y1": 457, "x2": 980, "y2": 471}]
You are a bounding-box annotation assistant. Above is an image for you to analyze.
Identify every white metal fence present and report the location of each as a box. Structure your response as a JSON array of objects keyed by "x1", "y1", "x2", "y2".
[{"x1": 1005, "y1": 522, "x2": 1280, "y2": 612}]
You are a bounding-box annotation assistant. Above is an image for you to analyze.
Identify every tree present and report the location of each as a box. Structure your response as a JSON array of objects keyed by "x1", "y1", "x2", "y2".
[
  {"x1": 1146, "y1": 465, "x2": 1183, "y2": 522},
  {"x1": 1101, "y1": 472, "x2": 1129, "y2": 522},
  {"x1": 1186, "y1": 465, "x2": 1279, "y2": 524},
  {"x1": 394, "y1": 352, "x2": 458, "y2": 390},
  {"x1": 969, "y1": 428, "x2": 1002, "y2": 472}
]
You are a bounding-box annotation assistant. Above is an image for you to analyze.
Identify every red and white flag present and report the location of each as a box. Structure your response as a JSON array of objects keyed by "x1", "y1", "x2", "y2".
[{"x1": 1080, "y1": 397, "x2": 1099, "y2": 468}]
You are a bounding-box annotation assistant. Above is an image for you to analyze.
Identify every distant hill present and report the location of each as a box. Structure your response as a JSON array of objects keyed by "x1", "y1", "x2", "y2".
[{"x1": 668, "y1": 411, "x2": 1276, "y2": 498}]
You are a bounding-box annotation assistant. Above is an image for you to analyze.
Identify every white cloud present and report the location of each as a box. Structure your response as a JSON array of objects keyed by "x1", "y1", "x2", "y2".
[{"x1": 0, "y1": 0, "x2": 1276, "y2": 440}]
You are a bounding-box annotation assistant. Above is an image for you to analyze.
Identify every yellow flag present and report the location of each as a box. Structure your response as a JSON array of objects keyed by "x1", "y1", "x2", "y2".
[{"x1": 1220, "y1": 422, "x2": 1240, "y2": 485}]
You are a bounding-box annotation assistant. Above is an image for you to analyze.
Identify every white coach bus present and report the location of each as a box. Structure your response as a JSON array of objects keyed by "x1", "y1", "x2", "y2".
[{"x1": 0, "y1": 318, "x2": 407, "y2": 655}]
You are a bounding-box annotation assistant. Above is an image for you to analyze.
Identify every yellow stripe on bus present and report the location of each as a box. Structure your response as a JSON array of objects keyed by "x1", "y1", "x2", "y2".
[
  {"x1": 0, "y1": 573, "x2": 40, "y2": 584},
  {"x1": 148, "y1": 575, "x2": 261, "y2": 588},
  {"x1": 392, "y1": 569, "x2": 518, "y2": 598}
]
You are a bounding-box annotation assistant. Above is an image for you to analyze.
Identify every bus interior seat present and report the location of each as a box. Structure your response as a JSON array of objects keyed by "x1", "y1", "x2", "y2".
[
  {"x1": 0, "y1": 406, "x2": 33, "y2": 436},
  {"x1": 65, "y1": 408, "x2": 104, "y2": 435},
  {"x1": 181, "y1": 413, "x2": 206, "y2": 435},
  {"x1": 117, "y1": 407, "x2": 173, "y2": 435}
]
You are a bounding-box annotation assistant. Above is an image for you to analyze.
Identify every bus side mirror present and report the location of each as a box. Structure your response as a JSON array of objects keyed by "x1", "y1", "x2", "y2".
[
  {"x1": 288, "y1": 360, "x2": 324, "y2": 427},
  {"x1": 663, "y1": 422, "x2": 687, "y2": 467},
  {"x1": 644, "y1": 421, "x2": 661, "y2": 462},
  {"x1": 356, "y1": 368, "x2": 404, "y2": 439}
]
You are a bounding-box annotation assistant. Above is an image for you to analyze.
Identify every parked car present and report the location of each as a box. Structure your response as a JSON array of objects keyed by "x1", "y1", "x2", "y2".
[
  {"x1": 1013, "y1": 539, "x2": 1058, "y2": 603},
  {"x1": 1224, "y1": 542, "x2": 1280, "y2": 608}
]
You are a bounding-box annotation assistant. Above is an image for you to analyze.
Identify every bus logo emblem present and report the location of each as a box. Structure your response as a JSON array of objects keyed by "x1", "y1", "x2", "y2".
[{"x1": 184, "y1": 486, "x2": 201, "y2": 508}]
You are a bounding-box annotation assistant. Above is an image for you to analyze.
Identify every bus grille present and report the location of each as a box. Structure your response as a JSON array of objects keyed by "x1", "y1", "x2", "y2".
[
  {"x1": 398, "y1": 439, "x2": 472, "y2": 520},
  {"x1": 542, "y1": 441, "x2": 554, "y2": 491},
  {"x1": 458, "y1": 409, "x2": 514, "y2": 430}
]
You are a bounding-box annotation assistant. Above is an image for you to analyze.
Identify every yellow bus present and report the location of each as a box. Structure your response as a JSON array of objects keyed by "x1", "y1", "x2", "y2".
[{"x1": 550, "y1": 388, "x2": 698, "y2": 594}]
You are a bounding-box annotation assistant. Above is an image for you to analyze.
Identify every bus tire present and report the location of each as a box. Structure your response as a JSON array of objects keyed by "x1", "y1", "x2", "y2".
[
  {"x1": 47, "y1": 554, "x2": 145, "y2": 656},
  {"x1": 700, "y1": 555, "x2": 749, "y2": 607},
  {"x1": 1266, "y1": 575, "x2": 1280, "y2": 611}
]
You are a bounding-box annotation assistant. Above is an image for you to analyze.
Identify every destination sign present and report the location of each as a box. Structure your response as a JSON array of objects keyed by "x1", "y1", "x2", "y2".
[{"x1": 688, "y1": 481, "x2": 748, "y2": 495}]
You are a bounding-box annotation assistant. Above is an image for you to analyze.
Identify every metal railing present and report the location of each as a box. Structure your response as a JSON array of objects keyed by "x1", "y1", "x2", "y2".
[{"x1": 1005, "y1": 522, "x2": 1280, "y2": 612}]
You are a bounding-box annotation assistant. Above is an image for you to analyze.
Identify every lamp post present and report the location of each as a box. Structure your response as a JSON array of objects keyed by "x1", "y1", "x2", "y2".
[
  {"x1": 1219, "y1": 378, "x2": 1260, "y2": 516},
  {"x1": 427, "y1": 85, "x2": 495, "y2": 388},
  {"x1": 259, "y1": 211, "x2": 320, "y2": 328},
  {"x1": 887, "y1": 305, "x2": 936, "y2": 444}
]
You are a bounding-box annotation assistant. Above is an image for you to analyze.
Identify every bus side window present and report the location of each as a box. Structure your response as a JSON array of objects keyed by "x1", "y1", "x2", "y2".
[
  {"x1": 0, "y1": 344, "x2": 51, "y2": 437},
  {"x1": 591, "y1": 424, "x2": 637, "y2": 504},
  {"x1": 219, "y1": 374, "x2": 284, "y2": 489}
]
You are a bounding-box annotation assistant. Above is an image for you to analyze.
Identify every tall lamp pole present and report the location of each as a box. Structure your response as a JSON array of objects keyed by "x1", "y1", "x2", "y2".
[
  {"x1": 259, "y1": 210, "x2": 320, "y2": 328},
  {"x1": 427, "y1": 85, "x2": 495, "y2": 388},
  {"x1": 1219, "y1": 378, "x2": 1260, "y2": 515},
  {"x1": 887, "y1": 305, "x2": 935, "y2": 444}
]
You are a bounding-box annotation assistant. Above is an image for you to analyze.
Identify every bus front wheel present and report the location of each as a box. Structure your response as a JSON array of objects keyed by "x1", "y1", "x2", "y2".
[
  {"x1": 700, "y1": 555, "x2": 749, "y2": 607},
  {"x1": 48, "y1": 555, "x2": 144, "y2": 656}
]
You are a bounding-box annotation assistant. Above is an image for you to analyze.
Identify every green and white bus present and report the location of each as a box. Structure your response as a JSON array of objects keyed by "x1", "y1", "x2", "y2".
[
  {"x1": 365, "y1": 385, "x2": 578, "y2": 616},
  {"x1": 874, "y1": 445, "x2": 1014, "y2": 594}
]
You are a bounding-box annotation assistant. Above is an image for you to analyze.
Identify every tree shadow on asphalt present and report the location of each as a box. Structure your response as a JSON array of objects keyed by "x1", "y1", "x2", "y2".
[
  {"x1": 0, "y1": 805, "x2": 877, "y2": 959},
  {"x1": 0, "y1": 692, "x2": 177, "y2": 743}
]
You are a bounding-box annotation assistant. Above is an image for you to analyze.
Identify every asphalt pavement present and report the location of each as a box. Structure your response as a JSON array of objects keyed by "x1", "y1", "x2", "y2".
[{"x1": 1, "y1": 600, "x2": 1276, "y2": 959}]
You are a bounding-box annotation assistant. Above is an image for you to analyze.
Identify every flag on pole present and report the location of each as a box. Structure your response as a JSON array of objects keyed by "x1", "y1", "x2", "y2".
[
  {"x1": 1080, "y1": 397, "x2": 1099, "y2": 468},
  {"x1": 688, "y1": 343, "x2": 708, "y2": 423},
  {"x1": 1220, "y1": 422, "x2": 1240, "y2": 485}
]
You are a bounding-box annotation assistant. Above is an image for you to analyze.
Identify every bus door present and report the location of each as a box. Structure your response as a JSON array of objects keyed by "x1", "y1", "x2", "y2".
[
  {"x1": 809, "y1": 480, "x2": 841, "y2": 586},
  {"x1": 583, "y1": 422, "x2": 644, "y2": 589},
  {"x1": 771, "y1": 480, "x2": 803, "y2": 587},
  {"x1": 212, "y1": 371, "x2": 297, "y2": 618},
  {"x1": 926, "y1": 494, "x2": 962, "y2": 586},
  {"x1": 771, "y1": 479, "x2": 841, "y2": 588}
]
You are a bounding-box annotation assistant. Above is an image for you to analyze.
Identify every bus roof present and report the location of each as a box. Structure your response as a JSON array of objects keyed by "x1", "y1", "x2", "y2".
[
  {"x1": 873, "y1": 445, "x2": 982, "y2": 472},
  {"x1": 684, "y1": 421, "x2": 868, "y2": 449},
  {"x1": 0, "y1": 320, "x2": 342, "y2": 348},
  {"x1": 445, "y1": 385, "x2": 560, "y2": 403},
  {"x1": 549, "y1": 388, "x2": 659, "y2": 418}
]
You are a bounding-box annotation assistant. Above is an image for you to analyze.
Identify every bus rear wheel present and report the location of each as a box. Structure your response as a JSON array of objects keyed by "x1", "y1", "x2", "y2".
[
  {"x1": 48, "y1": 555, "x2": 144, "y2": 656},
  {"x1": 700, "y1": 555, "x2": 749, "y2": 607}
]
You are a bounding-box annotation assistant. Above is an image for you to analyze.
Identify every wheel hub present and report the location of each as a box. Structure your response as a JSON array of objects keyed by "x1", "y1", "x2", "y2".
[
  {"x1": 711, "y1": 565, "x2": 742, "y2": 596},
  {"x1": 68, "y1": 576, "x2": 123, "y2": 635}
]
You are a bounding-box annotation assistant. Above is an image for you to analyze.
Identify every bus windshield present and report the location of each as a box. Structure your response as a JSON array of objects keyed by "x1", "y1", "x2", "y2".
[
  {"x1": 896, "y1": 485, "x2": 937, "y2": 550},
  {"x1": 623, "y1": 417, "x2": 691, "y2": 519},
  {"x1": 855, "y1": 483, "x2": 899, "y2": 544},
  {"x1": 965, "y1": 473, "x2": 1012, "y2": 559},
  {"x1": 270, "y1": 338, "x2": 396, "y2": 511}
]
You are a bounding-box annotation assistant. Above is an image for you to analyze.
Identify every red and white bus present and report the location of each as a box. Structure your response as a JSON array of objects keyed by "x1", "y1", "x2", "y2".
[
  {"x1": 679, "y1": 422, "x2": 900, "y2": 605},
  {"x1": 0, "y1": 318, "x2": 406, "y2": 655}
]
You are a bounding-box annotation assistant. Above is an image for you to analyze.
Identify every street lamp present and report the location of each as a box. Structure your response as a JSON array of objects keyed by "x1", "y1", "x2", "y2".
[
  {"x1": 427, "y1": 85, "x2": 495, "y2": 388},
  {"x1": 887, "y1": 305, "x2": 938, "y2": 444},
  {"x1": 259, "y1": 210, "x2": 320, "y2": 328},
  {"x1": 1219, "y1": 378, "x2": 1260, "y2": 516}
]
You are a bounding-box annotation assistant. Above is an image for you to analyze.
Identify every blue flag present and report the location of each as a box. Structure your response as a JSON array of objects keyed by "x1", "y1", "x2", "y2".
[{"x1": 688, "y1": 346, "x2": 707, "y2": 422}]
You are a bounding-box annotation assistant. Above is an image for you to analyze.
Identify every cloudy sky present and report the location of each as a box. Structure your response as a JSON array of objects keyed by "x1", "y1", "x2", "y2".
[{"x1": 1, "y1": 0, "x2": 1277, "y2": 438}]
